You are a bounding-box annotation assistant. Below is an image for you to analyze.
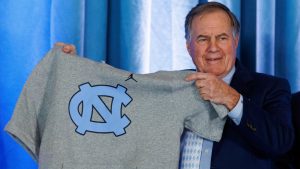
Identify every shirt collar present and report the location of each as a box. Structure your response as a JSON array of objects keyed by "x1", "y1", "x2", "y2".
[{"x1": 222, "y1": 66, "x2": 236, "y2": 85}]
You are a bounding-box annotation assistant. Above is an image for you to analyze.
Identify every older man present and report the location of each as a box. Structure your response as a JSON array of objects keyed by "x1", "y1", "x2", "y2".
[
  {"x1": 58, "y1": 2, "x2": 294, "y2": 169},
  {"x1": 181, "y1": 2, "x2": 294, "y2": 169}
]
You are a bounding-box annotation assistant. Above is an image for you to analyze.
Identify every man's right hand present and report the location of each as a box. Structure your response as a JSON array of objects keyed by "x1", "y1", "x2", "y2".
[{"x1": 55, "y1": 42, "x2": 77, "y2": 55}]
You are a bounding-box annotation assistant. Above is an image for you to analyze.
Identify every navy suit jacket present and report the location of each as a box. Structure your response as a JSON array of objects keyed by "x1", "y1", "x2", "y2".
[
  {"x1": 276, "y1": 92, "x2": 300, "y2": 169},
  {"x1": 210, "y1": 60, "x2": 295, "y2": 169},
  {"x1": 291, "y1": 92, "x2": 300, "y2": 168}
]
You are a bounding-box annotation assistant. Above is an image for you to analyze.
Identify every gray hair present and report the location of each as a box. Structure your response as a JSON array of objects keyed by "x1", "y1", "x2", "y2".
[{"x1": 185, "y1": 2, "x2": 240, "y2": 41}]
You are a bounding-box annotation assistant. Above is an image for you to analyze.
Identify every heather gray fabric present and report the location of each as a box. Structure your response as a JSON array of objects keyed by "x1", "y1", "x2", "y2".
[{"x1": 5, "y1": 47, "x2": 228, "y2": 169}]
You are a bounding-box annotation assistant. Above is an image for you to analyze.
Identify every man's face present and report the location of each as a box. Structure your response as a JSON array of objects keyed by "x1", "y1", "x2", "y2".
[{"x1": 186, "y1": 10, "x2": 239, "y2": 78}]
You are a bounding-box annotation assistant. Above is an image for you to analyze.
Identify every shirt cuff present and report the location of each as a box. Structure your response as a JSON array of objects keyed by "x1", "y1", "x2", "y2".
[{"x1": 228, "y1": 95, "x2": 243, "y2": 125}]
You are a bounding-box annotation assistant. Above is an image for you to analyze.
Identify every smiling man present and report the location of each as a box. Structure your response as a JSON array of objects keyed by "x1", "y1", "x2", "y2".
[
  {"x1": 181, "y1": 2, "x2": 294, "y2": 169},
  {"x1": 56, "y1": 2, "x2": 294, "y2": 169},
  {"x1": 185, "y1": 6, "x2": 240, "y2": 111}
]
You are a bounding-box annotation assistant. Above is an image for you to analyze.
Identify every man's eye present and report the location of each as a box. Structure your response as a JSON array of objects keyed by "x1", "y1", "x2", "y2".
[
  {"x1": 220, "y1": 37, "x2": 228, "y2": 41},
  {"x1": 198, "y1": 38, "x2": 207, "y2": 42}
]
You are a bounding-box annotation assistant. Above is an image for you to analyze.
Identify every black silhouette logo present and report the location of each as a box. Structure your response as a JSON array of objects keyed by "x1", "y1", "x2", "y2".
[{"x1": 125, "y1": 73, "x2": 137, "y2": 82}]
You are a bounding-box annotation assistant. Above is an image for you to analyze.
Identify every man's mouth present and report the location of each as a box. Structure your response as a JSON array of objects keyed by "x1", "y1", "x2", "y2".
[
  {"x1": 206, "y1": 57, "x2": 222, "y2": 62},
  {"x1": 207, "y1": 58, "x2": 220, "y2": 61}
]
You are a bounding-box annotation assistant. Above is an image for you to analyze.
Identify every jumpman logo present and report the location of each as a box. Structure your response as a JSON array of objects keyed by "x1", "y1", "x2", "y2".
[{"x1": 125, "y1": 73, "x2": 138, "y2": 82}]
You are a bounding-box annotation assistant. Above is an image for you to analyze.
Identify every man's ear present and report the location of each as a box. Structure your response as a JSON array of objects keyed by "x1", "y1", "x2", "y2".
[
  {"x1": 234, "y1": 35, "x2": 239, "y2": 48},
  {"x1": 186, "y1": 40, "x2": 192, "y2": 56}
]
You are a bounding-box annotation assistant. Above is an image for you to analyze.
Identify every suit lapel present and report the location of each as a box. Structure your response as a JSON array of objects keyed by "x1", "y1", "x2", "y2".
[{"x1": 230, "y1": 59, "x2": 254, "y2": 96}]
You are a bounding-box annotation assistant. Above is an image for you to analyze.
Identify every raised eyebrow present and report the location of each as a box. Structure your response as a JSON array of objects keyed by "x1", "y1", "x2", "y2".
[
  {"x1": 196, "y1": 35, "x2": 210, "y2": 39},
  {"x1": 216, "y1": 33, "x2": 229, "y2": 38}
]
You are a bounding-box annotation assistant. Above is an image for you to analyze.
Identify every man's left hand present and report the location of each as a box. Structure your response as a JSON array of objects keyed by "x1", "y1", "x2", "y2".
[{"x1": 185, "y1": 72, "x2": 240, "y2": 111}]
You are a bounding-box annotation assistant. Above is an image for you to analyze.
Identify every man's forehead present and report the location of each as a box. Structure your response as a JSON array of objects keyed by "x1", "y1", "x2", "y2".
[
  {"x1": 195, "y1": 9, "x2": 231, "y2": 22},
  {"x1": 191, "y1": 10, "x2": 232, "y2": 28},
  {"x1": 193, "y1": 26, "x2": 232, "y2": 36},
  {"x1": 191, "y1": 12, "x2": 233, "y2": 35}
]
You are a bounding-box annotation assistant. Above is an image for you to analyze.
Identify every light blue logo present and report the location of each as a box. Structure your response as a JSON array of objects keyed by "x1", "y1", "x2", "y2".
[{"x1": 69, "y1": 83, "x2": 132, "y2": 137}]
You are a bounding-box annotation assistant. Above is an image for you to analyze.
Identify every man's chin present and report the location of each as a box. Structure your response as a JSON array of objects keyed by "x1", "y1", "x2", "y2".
[{"x1": 206, "y1": 69, "x2": 226, "y2": 77}]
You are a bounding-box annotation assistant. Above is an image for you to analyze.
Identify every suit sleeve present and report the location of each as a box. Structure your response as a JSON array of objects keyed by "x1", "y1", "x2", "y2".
[{"x1": 233, "y1": 78, "x2": 294, "y2": 157}]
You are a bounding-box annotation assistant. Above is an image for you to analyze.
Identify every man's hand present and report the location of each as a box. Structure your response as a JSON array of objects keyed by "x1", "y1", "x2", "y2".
[
  {"x1": 55, "y1": 42, "x2": 77, "y2": 55},
  {"x1": 185, "y1": 72, "x2": 240, "y2": 111}
]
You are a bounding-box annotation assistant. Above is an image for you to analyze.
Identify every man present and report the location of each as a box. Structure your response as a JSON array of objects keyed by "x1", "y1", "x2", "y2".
[
  {"x1": 182, "y1": 2, "x2": 294, "y2": 169},
  {"x1": 57, "y1": 2, "x2": 294, "y2": 169}
]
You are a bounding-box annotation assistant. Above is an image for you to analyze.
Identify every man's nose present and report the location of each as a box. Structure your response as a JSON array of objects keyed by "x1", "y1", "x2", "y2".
[{"x1": 208, "y1": 39, "x2": 219, "y2": 52}]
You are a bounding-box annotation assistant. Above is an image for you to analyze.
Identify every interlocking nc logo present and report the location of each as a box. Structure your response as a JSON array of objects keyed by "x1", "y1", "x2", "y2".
[{"x1": 69, "y1": 83, "x2": 132, "y2": 137}]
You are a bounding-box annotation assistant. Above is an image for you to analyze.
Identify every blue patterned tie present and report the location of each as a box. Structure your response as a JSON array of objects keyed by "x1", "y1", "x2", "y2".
[{"x1": 180, "y1": 130, "x2": 203, "y2": 169}]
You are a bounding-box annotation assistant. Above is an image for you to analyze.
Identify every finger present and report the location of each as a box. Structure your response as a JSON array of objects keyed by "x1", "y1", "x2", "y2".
[
  {"x1": 63, "y1": 45, "x2": 76, "y2": 54},
  {"x1": 70, "y1": 44, "x2": 77, "y2": 55},
  {"x1": 195, "y1": 79, "x2": 206, "y2": 89},
  {"x1": 185, "y1": 72, "x2": 207, "y2": 81},
  {"x1": 63, "y1": 45, "x2": 72, "y2": 52},
  {"x1": 55, "y1": 42, "x2": 74, "y2": 54},
  {"x1": 199, "y1": 91, "x2": 210, "y2": 101}
]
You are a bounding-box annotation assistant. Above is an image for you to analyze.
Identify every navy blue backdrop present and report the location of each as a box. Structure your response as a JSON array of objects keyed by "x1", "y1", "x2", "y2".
[{"x1": 0, "y1": 0, "x2": 299, "y2": 168}]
